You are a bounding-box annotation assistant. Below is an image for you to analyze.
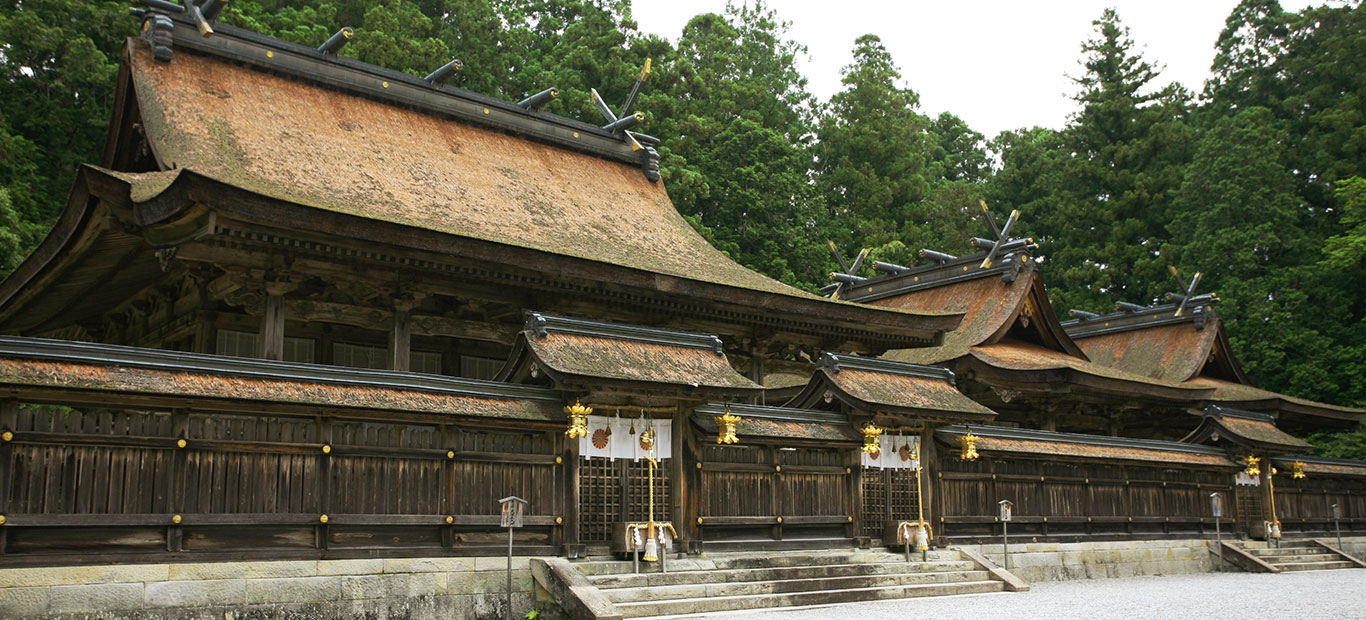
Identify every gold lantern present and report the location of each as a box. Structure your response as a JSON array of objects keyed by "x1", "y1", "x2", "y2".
[
  {"x1": 1243, "y1": 455, "x2": 1261, "y2": 477},
  {"x1": 716, "y1": 409, "x2": 740, "y2": 445},
  {"x1": 564, "y1": 402, "x2": 591, "y2": 439},
  {"x1": 1291, "y1": 461, "x2": 1306, "y2": 479},
  {"x1": 959, "y1": 430, "x2": 980, "y2": 461},
  {"x1": 860, "y1": 423, "x2": 883, "y2": 456}
]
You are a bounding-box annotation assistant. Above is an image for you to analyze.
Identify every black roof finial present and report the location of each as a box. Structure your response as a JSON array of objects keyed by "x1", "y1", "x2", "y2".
[
  {"x1": 589, "y1": 59, "x2": 661, "y2": 181},
  {"x1": 824, "y1": 242, "x2": 869, "y2": 301},
  {"x1": 1166, "y1": 265, "x2": 1210, "y2": 317}
]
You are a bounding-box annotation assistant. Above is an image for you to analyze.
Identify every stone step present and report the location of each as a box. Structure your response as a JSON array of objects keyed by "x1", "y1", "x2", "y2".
[
  {"x1": 589, "y1": 560, "x2": 981, "y2": 589},
  {"x1": 1274, "y1": 561, "x2": 1358, "y2": 572},
  {"x1": 1239, "y1": 540, "x2": 1318, "y2": 550},
  {"x1": 604, "y1": 569, "x2": 995, "y2": 603},
  {"x1": 616, "y1": 579, "x2": 1006, "y2": 618},
  {"x1": 707, "y1": 550, "x2": 959, "y2": 570},
  {"x1": 572, "y1": 550, "x2": 958, "y2": 576},
  {"x1": 1250, "y1": 552, "x2": 1340, "y2": 563}
]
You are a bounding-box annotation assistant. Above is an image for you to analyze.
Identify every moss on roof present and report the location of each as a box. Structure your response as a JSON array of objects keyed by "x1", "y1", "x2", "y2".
[
  {"x1": 525, "y1": 331, "x2": 760, "y2": 391},
  {"x1": 0, "y1": 357, "x2": 561, "y2": 421},
  {"x1": 1074, "y1": 320, "x2": 1221, "y2": 383}
]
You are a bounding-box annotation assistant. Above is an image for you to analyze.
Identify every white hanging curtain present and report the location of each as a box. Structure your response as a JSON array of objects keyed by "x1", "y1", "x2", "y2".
[
  {"x1": 862, "y1": 433, "x2": 920, "y2": 470},
  {"x1": 580, "y1": 415, "x2": 672, "y2": 460}
]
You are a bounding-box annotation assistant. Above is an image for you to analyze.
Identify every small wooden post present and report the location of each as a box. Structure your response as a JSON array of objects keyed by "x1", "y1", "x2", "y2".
[
  {"x1": 1210, "y1": 492, "x2": 1224, "y2": 571},
  {"x1": 499, "y1": 496, "x2": 527, "y2": 620},
  {"x1": 261, "y1": 279, "x2": 297, "y2": 361}
]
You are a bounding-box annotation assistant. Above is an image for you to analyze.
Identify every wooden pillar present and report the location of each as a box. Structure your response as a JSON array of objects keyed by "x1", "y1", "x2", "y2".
[
  {"x1": 261, "y1": 280, "x2": 297, "y2": 361},
  {"x1": 671, "y1": 405, "x2": 692, "y2": 551},
  {"x1": 166, "y1": 408, "x2": 189, "y2": 552},
  {"x1": 390, "y1": 304, "x2": 412, "y2": 372},
  {"x1": 921, "y1": 426, "x2": 942, "y2": 545},
  {"x1": 677, "y1": 406, "x2": 703, "y2": 553},
  {"x1": 0, "y1": 399, "x2": 13, "y2": 555},
  {"x1": 562, "y1": 427, "x2": 581, "y2": 556},
  {"x1": 847, "y1": 445, "x2": 862, "y2": 542},
  {"x1": 316, "y1": 416, "x2": 333, "y2": 550},
  {"x1": 441, "y1": 424, "x2": 456, "y2": 549}
]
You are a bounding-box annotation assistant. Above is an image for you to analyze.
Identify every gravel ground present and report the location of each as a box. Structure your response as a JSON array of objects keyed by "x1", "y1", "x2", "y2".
[{"x1": 684, "y1": 570, "x2": 1366, "y2": 620}]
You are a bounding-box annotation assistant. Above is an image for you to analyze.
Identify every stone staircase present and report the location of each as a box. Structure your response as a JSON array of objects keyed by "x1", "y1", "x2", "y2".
[
  {"x1": 1236, "y1": 539, "x2": 1362, "y2": 572},
  {"x1": 536, "y1": 549, "x2": 1021, "y2": 619}
]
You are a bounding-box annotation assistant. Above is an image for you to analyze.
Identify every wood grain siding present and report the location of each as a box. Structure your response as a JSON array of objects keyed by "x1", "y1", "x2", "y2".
[
  {"x1": 938, "y1": 455, "x2": 1235, "y2": 542},
  {"x1": 1273, "y1": 473, "x2": 1366, "y2": 535},
  {"x1": 0, "y1": 401, "x2": 564, "y2": 564},
  {"x1": 698, "y1": 443, "x2": 853, "y2": 545}
]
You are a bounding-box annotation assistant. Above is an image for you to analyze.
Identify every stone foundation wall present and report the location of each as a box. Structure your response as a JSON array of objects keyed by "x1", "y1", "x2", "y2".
[
  {"x1": 0, "y1": 557, "x2": 561, "y2": 620},
  {"x1": 1316, "y1": 534, "x2": 1366, "y2": 559},
  {"x1": 955, "y1": 535, "x2": 1366, "y2": 582},
  {"x1": 953, "y1": 539, "x2": 1216, "y2": 582}
]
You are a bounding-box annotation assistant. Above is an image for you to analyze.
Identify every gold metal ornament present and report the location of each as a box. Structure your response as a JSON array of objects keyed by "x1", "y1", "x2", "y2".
[
  {"x1": 1243, "y1": 456, "x2": 1261, "y2": 477},
  {"x1": 445, "y1": 516, "x2": 454, "y2": 524},
  {"x1": 176, "y1": 439, "x2": 187, "y2": 449},
  {"x1": 639, "y1": 426, "x2": 655, "y2": 453},
  {"x1": 1291, "y1": 461, "x2": 1306, "y2": 479},
  {"x1": 564, "y1": 402, "x2": 592, "y2": 439},
  {"x1": 959, "y1": 431, "x2": 980, "y2": 461},
  {"x1": 1, "y1": 431, "x2": 12, "y2": 442},
  {"x1": 860, "y1": 423, "x2": 883, "y2": 456},
  {"x1": 716, "y1": 409, "x2": 740, "y2": 445},
  {"x1": 319, "y1": 514, "x2": 329, "y2": 524},
  {"x1": 172, "y1": 514, "x2": 182, "y2": 524}
]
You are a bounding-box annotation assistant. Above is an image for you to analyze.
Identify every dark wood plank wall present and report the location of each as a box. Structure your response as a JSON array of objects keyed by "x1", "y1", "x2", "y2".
[
  {"x1": 938, "y1": 455, "x2": 1237, "y2": 542},
  {"x1": 1274, "y1": 474, "x2": 1366, "y2": 535},
  {"x1": 697, "y1": 444, "x2": 853, "y2": 543},
  {"x1": 1, "y1": 401, "x2": 564, "y2": 566}
]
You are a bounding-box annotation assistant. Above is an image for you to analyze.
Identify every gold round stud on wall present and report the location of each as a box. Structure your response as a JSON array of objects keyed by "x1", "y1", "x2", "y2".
[
  {"x1": 172, "y1": 514, "x2": 182, "y2": 524},
  {"x1": 555, "y1": 517, "x2": 563, "y2": 525},
  {"x1": 322, "y1": 444, "x2": 332, "y2": 454},
  {"x1": 445, "y1": 516, "x2": 454, "y2": 524},
  {"x1": 266, "y1": 51, "x2": 274, "y2": 58},
  {"x1": 447, "y1": 451, "x2": 455, "y2": 459},
  {"x1": 776, "y1": 517, "x2": 783, "y2": 524},
  {"x1": 1, "y1": 431, "x2": 12, "y2": 442},
  {"x1": 555, "y1": 456, "x2": 563, "y2": 464},
  {"x1": 176, "y1": 439, "x2": 187, "y2": 449},
  {"x1": 697, "y1": 517, "x2": 703, "y2": 525},
  {"x1": 0, "y1": 515, "x2": 6, "y2": 525},
  {"x1": 381, "y1": 81, "x2": 389, "y2": 88},
  {"x1": 319, "y1": 514, "x2": 329, "y2": 524}
]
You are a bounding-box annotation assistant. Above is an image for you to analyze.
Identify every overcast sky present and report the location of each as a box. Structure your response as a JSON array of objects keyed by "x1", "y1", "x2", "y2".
[{"x1": 631, "y1": 0, "x2": 1316, "y2": 139}]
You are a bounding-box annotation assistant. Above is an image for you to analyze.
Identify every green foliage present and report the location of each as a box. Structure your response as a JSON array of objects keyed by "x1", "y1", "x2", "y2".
[
  {"x1": 0, "y1": 0, "x2": 134, "y2": 274},
  {"x1": 1304, "y1": 422, "x2": 1366, "y2": 461},
  {"x1": 1028, "y1": 9, "x2": 1194, "y2": 313},
  {"x1": 1323, "y1": 177, "x2": 1366, "y2": 269}
]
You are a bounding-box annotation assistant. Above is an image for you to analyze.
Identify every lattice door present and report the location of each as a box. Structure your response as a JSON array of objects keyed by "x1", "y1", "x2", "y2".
[
  {"x1": 578, "y1": 457, "x2": 671, "y2": 544},
  {"x1": 861, "y1": 467, "x2": 922, "y2": 538}
]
